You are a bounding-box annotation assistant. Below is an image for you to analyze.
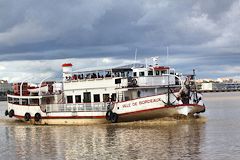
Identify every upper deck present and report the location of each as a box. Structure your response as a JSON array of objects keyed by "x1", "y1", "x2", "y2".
[{"x1": 62, "y1": 63, "x2": 180, "y2": 92}]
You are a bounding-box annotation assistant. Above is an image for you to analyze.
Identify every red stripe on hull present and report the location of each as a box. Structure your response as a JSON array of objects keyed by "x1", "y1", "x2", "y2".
[{"x1": 14, "y1": 115, "x2": 106, "y2": 119}]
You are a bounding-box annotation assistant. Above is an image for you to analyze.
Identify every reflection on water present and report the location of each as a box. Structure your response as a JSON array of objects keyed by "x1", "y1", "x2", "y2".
[
  {"x1": 1, "y1": 92, "x2": 240, "y2": 160},
  {"x1": 1, "y1": 122, "x2": 205, "y2": 160}
]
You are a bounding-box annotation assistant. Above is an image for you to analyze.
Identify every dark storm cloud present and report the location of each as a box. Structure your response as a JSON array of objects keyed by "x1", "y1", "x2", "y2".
[
  {"x1": 0, "y1": 0, "x2": 144, "y2": 58},
  {"x1": 0, "y1": 0, "x2": 240, "y2": 80}
]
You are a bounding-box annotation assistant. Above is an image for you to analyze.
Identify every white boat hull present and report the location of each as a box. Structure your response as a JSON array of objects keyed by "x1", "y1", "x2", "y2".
[
  {"x1": 12, "y1": 105, "x2": 204, "y2": 125},
  {"x1": 6, "y1": 92, "x2": 205, "y2": 125},
  {"x1": 117, "y1": 104, "x2": 205, "y2": 122}
]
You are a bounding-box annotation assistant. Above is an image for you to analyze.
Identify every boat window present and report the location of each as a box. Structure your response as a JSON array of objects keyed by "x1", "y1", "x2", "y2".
[
  {"x1": 156, "y1": 71, "x2": 160, "y2": 76},
  {"x1": 103, "y1": 94, "x2": 109, "y2": 102},
  {"x1": 22, "y1": 99, "x2": 28, "y2": 105},
  {"x1": 148, "y1": 71, "x2": 153, "y2": 76},
  {"x1": 94, "y1": 94, "x2": 100, "y2": 102},
  {"x1": 30, "y1": 99, "x2": 39, "y2": 105},
  {"x1": 13, "y1": 98, "x2": 19, "y2": 104},
  {"x1": 111, "y1": 93, "x2": 116, "y2": 101},
  {"x1": 115, "y1": 78, "x2": 121, "y2": 84},
  {"x1": 161, "y1": 70, "x2": 167, "y2": 74},
  {"x1": 133, "y1": 72, "x2": 137, "y2": 77},
  {"x1": 139, "y1": 72, "x2": 145, "y2": 77},
  {"x1": 83, "y1": 92, "x2": 91, "y2": 103},
  {"x1": 137, "y1": 90, "x2": 141, "y2": 98},
  {"x1": 8, "y1": 97, "x2": 13, "y2": 103},
  {"x1": 67, "y1": 96, "x2": 73, "y2": 103},
  {"x1": 75, "y1": 95, "x2": 81, "y2": 103}
]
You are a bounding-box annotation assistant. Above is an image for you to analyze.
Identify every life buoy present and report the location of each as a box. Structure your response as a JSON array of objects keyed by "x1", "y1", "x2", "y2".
[
  {"x1": 9, "y1": 109, "x2": 14, "y2": 118},
  {"x1": 5, "y1": 110, "x2": 8, "y2": 116},
  {"x1": 34, "y1": 113, "x2": 41, "y2": 122},
  {"x1": 24, "y1": 113, "x2": 31, "y2": 121},
  {"x1": 110, "y1": 113, "x2": 118, "y2": 123},
  {"x1": 106, "y1": 110, "x2": 112, "y2": 121}
]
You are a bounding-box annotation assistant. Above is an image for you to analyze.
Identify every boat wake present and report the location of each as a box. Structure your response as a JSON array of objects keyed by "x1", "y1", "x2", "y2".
[
  {"x1": 113, "y1": 115, "x2": 207, "y2": 127},
  {"x1": 0, "y1": 118, "x2": 27, "y2": 125}
]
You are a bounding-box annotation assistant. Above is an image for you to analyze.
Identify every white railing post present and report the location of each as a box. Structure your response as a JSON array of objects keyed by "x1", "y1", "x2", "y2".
[
  {"x1": 20, "y1": 77, "x2": 36, "y2": 97},
  {"x1": 39, "y1": 76, "x2": 51, "y2": 96},
  {"x1": 20, "y1": 78, "x2": 32, "y2": 105}
]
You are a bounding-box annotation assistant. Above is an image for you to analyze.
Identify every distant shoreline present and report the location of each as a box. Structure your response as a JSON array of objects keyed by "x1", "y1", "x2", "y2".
[
  {"x1": 199, "y1": 89, "x2": 240, "y2": 93},
  {"x1": 0, "y1": 97, "x2": 7, "y2": 101}
]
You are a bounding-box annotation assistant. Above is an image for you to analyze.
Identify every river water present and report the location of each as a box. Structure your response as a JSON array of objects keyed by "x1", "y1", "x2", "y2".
[{"x1": 0, "y1": 92, "x2": 240, "y2": 160}]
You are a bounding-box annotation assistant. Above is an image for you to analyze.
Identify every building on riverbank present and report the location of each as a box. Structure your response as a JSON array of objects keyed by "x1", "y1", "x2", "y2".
[
  {"x1": 0, "y1": 80, "x2": 13, "y2": 101},
  {"x1": 195, "y1": 77, "x2": 240, "y2": 92},
  {"x1": 201, "y1": 82, "x2": 240, "y2": 91}
]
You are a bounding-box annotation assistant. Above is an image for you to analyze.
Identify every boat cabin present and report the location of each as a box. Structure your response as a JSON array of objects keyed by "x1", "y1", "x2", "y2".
[
  {"x1": 7, "y1": 59, "x2": 181, "y2": 108},
  {"x1": 62, "y1": 62, "x2": 180, "y2": 105}
]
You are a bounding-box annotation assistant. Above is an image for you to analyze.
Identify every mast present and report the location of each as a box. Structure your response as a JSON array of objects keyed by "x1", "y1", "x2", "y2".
[
  {"x1": 134, "y1": 48, "x2": 137, "y2": 68},
  {"x1": 167, "y1": 46, "x2": 169, "y2": 67},
  {"x1": 193, "y1": 69, "x2": 199, "y2": 103},
  {"x1": 167, "y1": 73, "x2": 171, "y2": 106}
]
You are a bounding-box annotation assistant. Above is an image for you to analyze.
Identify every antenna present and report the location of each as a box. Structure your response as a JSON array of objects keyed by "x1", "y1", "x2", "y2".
[
  {"x1": 134, "y1": 48, "x2": 138, "y2": 68},
  {"x1": 167, "y1": 46, "x2": 169, "y2": 66}
]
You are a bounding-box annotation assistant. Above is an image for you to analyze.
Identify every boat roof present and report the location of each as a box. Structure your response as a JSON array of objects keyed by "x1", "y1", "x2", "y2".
[
  {"x1": 112, "y1": 64, "x2": 145, "y2": 72},
  {"x1": 69, "y1": 63, "x2": 170, "y2": 74},
  {"x1": 116, "y1": 85, "x2": 181, "y2": 91},
  {"x1": 71, "y1": 63, "x2": 145, "y2": 74}
]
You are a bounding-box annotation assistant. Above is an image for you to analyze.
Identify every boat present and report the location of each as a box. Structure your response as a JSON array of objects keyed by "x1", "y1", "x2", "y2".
[{"x1": 5, "y1": 57, "x2": 205, "y2": 125}]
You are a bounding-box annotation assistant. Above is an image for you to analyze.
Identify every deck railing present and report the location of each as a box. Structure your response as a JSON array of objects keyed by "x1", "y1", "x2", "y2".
[
  {"x1": 136, "y1": 75, "x2": 176, "y2": 86},
  {"x1": 45, "y1": 102, "x2": 108, "y2": 113}
]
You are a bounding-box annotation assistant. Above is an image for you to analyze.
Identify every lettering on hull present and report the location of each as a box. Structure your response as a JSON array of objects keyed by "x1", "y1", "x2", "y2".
[{"x1": 122, "y1": 98, "x2": 162, "y2": 108}]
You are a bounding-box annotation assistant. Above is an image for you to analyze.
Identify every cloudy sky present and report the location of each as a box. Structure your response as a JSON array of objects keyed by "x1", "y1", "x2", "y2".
[{"x1": 0, "y1": 0, "x2": 240, "y2": 82}]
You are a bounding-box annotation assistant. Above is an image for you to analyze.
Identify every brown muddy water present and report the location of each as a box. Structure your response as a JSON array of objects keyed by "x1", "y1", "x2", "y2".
[{"x1": 0, "y1": 92, "x2": 240, "y2": 160}]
